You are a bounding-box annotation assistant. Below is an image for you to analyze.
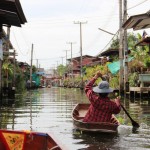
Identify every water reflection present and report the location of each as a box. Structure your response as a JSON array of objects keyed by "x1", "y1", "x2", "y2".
[
  {"x1": 73, "y1": 130, "x2": 119, "y2": 150},
  {"x1": 0, "y1": 87, "x2": 150, "y2": 150}
]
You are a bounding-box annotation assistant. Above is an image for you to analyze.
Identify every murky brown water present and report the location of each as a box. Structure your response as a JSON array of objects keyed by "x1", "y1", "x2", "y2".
[{"x1": 0, "y1": 87, "x2": 150, "y2": 150}]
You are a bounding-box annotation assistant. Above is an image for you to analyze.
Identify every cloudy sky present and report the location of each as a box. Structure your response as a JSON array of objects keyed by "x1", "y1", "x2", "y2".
[{"x1": 10, "y1": 0, "x2": 150, "y2": 69}]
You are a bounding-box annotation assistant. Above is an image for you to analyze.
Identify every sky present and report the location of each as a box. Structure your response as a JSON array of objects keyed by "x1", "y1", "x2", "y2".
[{"x1": 9, "y1": 0, "x2": 150, "y2": 69}]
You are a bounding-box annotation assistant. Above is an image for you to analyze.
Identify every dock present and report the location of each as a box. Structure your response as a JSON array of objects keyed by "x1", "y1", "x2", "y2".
[
  {"x1": 128, "y1": 87, "x2": 150, "y2": 99},
  {"x1": 127, "y1": 74, "x2": 150, "y2": 99}
]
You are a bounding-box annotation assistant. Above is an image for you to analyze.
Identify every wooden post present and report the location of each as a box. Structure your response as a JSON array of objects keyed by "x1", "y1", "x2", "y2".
[
  {"x1": 13, "y1": 49, "x2": 16, "y2": 87},
  {"x1": 123, "y1": 0, "x2": 128, "y2": 96},
  {"x1": 74, "y1": 21, "x2": 87, "y2": 89},
  {"x1": 64, "y1": 50, "x2": 70, "y2": 79},
  {"x1": 30, "y1": 44, "x2": 33, "y2": 88},
  {"x1": 6, "y1": 26, "x2": 10, "y2": 88},
  {"x1": 119, "y1": 0, "x2": 124, "y2": 95},
  {"x1": 67, "y1": 42, "x2": 76, "y2": 78},
  {"x1": 0, "y1": 24, "x2": 2, "y2": 100}
]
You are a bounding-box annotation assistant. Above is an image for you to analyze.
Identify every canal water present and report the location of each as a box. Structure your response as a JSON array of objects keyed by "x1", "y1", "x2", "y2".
[{"x1": 0, "y1": 87, "x2": 150, "y2": 150}]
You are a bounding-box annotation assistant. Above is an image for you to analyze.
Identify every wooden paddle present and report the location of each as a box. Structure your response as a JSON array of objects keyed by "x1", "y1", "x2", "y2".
[
  {"x1": 121, "y1": 104, "x2": 140, "y2": 128},
  {"x1": 114, "y1": 92, "x2": 140, "y2": 128},
  {"x1": 100, "y1": 75, "x2": 140, "y2": 128}
]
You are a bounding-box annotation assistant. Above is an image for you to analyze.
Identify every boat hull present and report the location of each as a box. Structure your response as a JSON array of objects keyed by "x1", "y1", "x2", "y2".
[
  {"x1": 72, "y1": 103, "x2": 119, "y2": 133},
  {"x1": 0, "y1": 129, "x2": 65, "y2": 150}
]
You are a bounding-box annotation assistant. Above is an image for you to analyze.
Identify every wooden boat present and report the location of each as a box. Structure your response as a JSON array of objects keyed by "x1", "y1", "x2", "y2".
[
  {"x1": 72, "y1": 103, "x2": 119, "y2": 133},
  {"x1": 0, "y1": 129, "x2": 66, "y2": 150}
]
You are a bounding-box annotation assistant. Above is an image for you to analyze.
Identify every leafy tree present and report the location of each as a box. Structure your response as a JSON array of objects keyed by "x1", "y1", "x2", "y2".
[
  {"x1": 15, "y1": 63, "x2": 27, "y2": 93},
  {"x1": 84, "y1": 63, "x2": 110, "y2": 85},
  {"x1": 57, "y1": 64, "x2": 66, "y2": 76},
  {"x1": 144, "y1": 56, "x2": 150, "y2": 69},
  {"x1": 2, "y1": 60, "x2": 13, "y2": 87},
  {"x1": 32, "y1": 65, "x2": 37, "y2": 73}
]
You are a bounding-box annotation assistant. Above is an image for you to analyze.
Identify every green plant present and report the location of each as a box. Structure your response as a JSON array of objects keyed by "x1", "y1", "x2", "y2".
[
  {"x1": 128, "y1": 72, "x2": 139, "y2": 87},
  {"x1": 144, "y1": 56, "x2": 150, "y2": 68},
  {"x1": 109, "y1": 75, "x2": 119, "y2": 89}
]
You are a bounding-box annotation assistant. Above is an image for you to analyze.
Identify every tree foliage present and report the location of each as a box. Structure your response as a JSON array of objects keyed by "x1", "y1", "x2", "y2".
[{"x1": 57, "y1": 64, "x2": 66, "y2": 76}]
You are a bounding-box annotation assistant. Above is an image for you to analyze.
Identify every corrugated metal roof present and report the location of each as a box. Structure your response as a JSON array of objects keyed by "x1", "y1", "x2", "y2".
[
  {"x1": 0, "y1": 0, "x2": 27, "y2": 24},
  {"x1": 0, "y1": 9, "x2": 21, "y2": 27},
  {"x1": 67, "y1": 55, "x2": 97, "y2": 61},
  {"x1": 99, "y1": 48, "x2": 119, "y2": 57},
  {"x1": 122, "y1": 10, "x2": 150, "y2": 30}
]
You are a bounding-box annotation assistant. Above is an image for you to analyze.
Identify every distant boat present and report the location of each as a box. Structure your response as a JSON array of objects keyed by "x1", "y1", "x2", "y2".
[
  {"x1": 0, "y1": 129, "x2": 66, "y2": 150},
  {"x1": 47, "y1": 85, "x2": 51, "y2": 88},
  {"x1": 72, "y1": 103, "x2": 119, "y2": 133}
]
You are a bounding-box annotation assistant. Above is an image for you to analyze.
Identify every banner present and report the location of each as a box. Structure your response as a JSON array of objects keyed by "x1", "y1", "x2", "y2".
[{"x1": 1, "y1": 132, "x2": 25, "y2": 150}]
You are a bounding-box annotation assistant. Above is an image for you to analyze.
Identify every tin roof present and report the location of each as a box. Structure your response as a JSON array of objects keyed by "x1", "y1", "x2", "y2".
[
  {"x1": 98, "y1": 48, "x2": 119, "y2": 57},
  {"x1": 0, "y1": 9, "x2": 21, "y2": 27},
  {"x1": 122, "y1": 10, "x2": 150, "y2": 30},
  {"x1": 0, "y1": 0, "x2": 27, "y2": 24},
  {"x1": 67, "y1": 55, "x2": 97, "y2": 61}
]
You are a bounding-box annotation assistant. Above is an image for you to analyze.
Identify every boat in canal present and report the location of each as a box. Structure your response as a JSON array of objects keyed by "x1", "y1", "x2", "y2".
[
  {"x1": 72, "y1": 103, "x2": 119, "y2": 133},
  {"x1": 0, "y1": 129, "x2": 65, "y2": 150}
]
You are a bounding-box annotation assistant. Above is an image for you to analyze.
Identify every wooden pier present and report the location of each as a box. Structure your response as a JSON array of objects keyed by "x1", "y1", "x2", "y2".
[
  {"x1": 128, "y1": 87, "x2": 150, "y2": 99},
  {"x1": 127, "y1": 74, "x2": 150, "y2": 99}
]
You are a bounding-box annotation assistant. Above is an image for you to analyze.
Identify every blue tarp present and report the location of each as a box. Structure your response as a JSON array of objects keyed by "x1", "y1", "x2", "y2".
[
  {"x1": 32, "y1": 73, "x2": 40, "y2": 86},
  {"x1": 108, "y1": 61, "x2": 120, "y2": 74},
  {"x1": 107, "y1": 57, "x2": 134, "y2": 75}
]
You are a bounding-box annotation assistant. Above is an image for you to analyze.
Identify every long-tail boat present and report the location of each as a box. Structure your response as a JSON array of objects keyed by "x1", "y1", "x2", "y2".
[
  {"x1": 0, "y1": 129, "x2": 66, "y2": 150},
  {"x1": 72, "y1": 103, "x2": 119, "y2": 133}
]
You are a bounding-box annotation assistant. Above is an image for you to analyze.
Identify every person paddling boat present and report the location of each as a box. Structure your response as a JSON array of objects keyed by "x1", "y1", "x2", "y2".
[{"x1": 83, "y1": 71, "x2": 121, "y2": 125}]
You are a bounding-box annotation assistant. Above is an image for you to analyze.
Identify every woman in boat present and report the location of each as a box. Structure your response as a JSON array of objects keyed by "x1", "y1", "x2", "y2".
[{"x1": 83, "y1": 71, "x2": 121, "y2": 125}]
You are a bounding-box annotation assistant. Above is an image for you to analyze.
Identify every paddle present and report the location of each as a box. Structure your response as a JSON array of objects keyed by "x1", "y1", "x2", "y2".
[
  {"x1": 115, "y1": 93, "x2": 140, "y2": 128},
  {"x1": 101, "y1": 74, "x2": 140, "y2": 128},
  {"x1": 120, "y1": 104, "x2": 140, "y2": 128}
]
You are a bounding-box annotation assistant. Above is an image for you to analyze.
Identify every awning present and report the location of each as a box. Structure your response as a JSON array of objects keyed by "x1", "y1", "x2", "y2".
[
  {"x1": 0, "y1": 9, "x2": 21, "y2": 27},
  {"x1": 122, "y1": 10, "x2": 150, "y2": 30},
  {"x1": 36, "y1": 72, "x2": 45, "y2": 75},
  {"x1": 0, "y1": 0, "x2": 27, "y2": 24}
]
